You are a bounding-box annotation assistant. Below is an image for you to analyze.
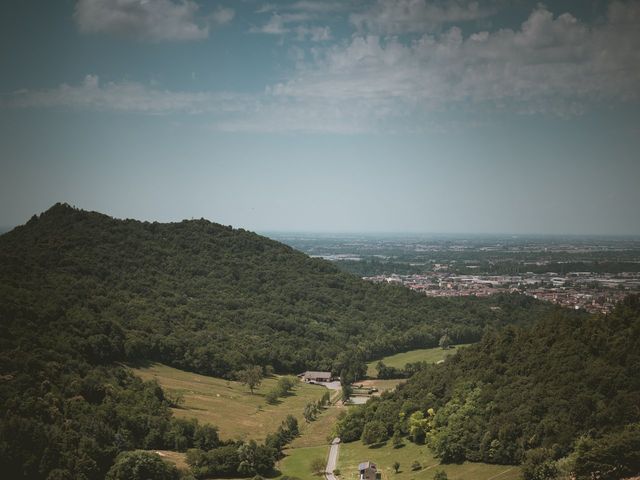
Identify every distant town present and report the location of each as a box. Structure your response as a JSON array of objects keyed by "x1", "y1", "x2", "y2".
[
  {"x1": 270, "y1": 233, "x2": 640, "y2": 314},
  {"x1": 362, "y1": 271, "x2": 639, "y2": 314}
]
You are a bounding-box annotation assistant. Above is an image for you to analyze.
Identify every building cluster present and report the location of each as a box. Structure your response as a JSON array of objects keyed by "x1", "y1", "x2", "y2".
[{"x1": 363, "y1": 271, "x2": 640, "y2": 314}]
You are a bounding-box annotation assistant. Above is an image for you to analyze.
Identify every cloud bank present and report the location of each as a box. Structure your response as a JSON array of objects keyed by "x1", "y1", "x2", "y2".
[
  {"x1": 5, "y1": 2, "x2": 640, "y2": 133},
  {"x1": 74, "y1": 0, "x2": 234, "y2": 42}
]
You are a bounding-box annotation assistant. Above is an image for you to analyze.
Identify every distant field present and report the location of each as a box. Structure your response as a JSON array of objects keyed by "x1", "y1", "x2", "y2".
[
  {"x1": 337, "y1": 440, "x2": 521, "y2": 480},
  {"x1": 353, "y1": 379, "x2": 405, "y2": 393},
  {"x1": 366, "y1": 344, "x2": 472, "y2": 378},
  {"x1": 131, "y1": 363, "x2": 326, "y2": 442}
]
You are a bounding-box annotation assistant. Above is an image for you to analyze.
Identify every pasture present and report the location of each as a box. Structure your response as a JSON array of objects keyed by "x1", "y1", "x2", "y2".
[
  {"x1": 131, "y1": 362, "x2": 327, "y2": 442},
  {"x1": 366, "y1": 344, "x2": 472, "y2": 378},
  {"x1": 337, "y1": 440, "x2": 520, "y2": 480}
]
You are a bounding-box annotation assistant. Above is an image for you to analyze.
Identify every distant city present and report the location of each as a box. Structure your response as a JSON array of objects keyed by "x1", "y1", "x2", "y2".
[{"x1": 270, "y1": 233, "x2": 640, "y2": 314}]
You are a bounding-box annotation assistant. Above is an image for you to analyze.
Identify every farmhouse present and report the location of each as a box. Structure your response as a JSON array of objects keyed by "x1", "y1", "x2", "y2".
[
  {"x1": 298, "y1": 371, "x2": 333, "y2": 383},
  {"x1": 358, "y1": 461, "x2": 380, "y2": 480}
]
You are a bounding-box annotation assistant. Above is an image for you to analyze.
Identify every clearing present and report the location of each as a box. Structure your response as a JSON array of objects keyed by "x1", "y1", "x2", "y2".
[
  {"x1": 366, "y1": 344, "x2": 472, "y2": 378},
  {"x1": 337, "y1": 440, "x2": 520, "y2": 480},
  {"x1": 130, "y1": 362, "x2": 327, "y2": 442}
]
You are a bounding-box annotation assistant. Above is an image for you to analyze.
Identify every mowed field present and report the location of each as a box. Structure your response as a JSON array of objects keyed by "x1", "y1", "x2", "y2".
[
  {"x1": 366, "y1": 344, "x2": 472, "y2": 378},
  {"x1": 337, "y1": 440, "x2": 521, "y2": 480},
  {"x1": 131, "y1": 362, "x2": 327, "y2": 442},
  {"x1": 277, "y1": 445, "x2": 328, "y2": 480}
]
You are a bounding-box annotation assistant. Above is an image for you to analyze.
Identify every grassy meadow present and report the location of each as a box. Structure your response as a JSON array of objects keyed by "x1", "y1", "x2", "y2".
[
  {"x1": 337, "y1": 440, "x2": 520, "y2": 480},
  {"x1": 366, "y1": 345, "x2": 472, "y2": 378},
  {"x1": 131, "y1": 362, "x2": 327, "y2": 442},
  {"x1": 277, "y1": 445, "x2": 329, "y2": 480}
]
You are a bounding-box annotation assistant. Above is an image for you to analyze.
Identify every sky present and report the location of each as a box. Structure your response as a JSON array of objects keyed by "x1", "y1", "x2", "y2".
[{"x1": 1, "y1": 0, "x2": 639, "y2": 235}]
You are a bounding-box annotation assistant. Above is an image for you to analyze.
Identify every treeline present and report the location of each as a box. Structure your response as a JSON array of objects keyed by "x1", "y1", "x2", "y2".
[
  {"x1": 334, "y1": 296, "x2": 640, "y2": 480},
  {"x1": 185, "y1": 414, "x2": 299, "y2": 478}
]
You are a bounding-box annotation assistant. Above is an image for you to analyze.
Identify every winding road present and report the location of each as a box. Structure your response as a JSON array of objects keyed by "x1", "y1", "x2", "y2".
[{"x1": 325, "y1": 437, "x2": 341, "y2": 480}]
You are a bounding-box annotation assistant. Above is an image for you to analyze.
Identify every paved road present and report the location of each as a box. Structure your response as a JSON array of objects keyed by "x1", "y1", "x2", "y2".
[{"x1": 325, "y1": 437, "x2": 341, "y2": 480}]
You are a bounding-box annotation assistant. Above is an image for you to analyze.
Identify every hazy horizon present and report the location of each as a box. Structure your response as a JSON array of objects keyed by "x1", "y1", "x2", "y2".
[
  {"x1": 2, "y1": 202, "x2": 640, "y2": 240},
  {"x1": 1, "y1": 1, "x2": 639, "y2": 235}
]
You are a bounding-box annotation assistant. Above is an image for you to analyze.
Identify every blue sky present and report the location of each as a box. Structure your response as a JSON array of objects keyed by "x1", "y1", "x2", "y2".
[{"x1": 1, "y1": 0, "x2": 639, "y2": 234}]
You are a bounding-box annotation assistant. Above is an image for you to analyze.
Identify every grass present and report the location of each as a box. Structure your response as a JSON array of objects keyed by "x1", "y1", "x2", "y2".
[
  {"x1": 366, "y1": 345, "x2": 472, "y2": 378},
  {"x1": 291, "y1": 405, "x2": 344, "y2": 448},
  {"x1": 277, "y1": 445, "x2": 329, "y2": 480},
  {"x1": 337, "y1": 440, "x2": 521, "y2": 480},
  {"x1": 352, "y1": 379, "x2": 405, "y2": 394},
  {"x1": 131, "y1": 362, "x2": 327, "y2": 442}
]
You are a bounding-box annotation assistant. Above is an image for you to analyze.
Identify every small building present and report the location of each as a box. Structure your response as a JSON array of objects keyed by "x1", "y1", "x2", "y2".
[
  {"x1": 358, "y1": 461, "x2": 380, "y2": 480},
  {"x1": 298, "y1": 371, "x2": 333, "y2": 383}
]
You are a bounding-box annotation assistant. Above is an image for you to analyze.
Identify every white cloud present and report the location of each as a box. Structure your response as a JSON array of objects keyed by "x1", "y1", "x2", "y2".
[
  {"x1": 350, "y1": 0, "x2": 498, "y2": 34},
  {"x1": 250, "y1": 12, "x2": 331, "y2": 41},
  {"x1": 6, "y1": 3, "x2": 640, "y2": 134},
  {"x1": 295, "y1": 25, "x2": 332, "y2": 41},
  {"x1": 273, "y1": 3, "x2": 640, "y2": 117},
  {"x1": 256, "y1": 1, "x2": 347, "y2": 15},
  {"x1": 250, "y1": 13, "x2": 288, "y2": 35},
  {"x1": 3, "y1": 75, "x2": 247, "y2": 114},
  {"x1": 74, "y1": 0, "x2": 233, "y2": 42}
]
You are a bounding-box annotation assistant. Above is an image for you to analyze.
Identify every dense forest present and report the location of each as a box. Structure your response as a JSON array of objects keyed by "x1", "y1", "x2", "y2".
[
  {"x1": 335, "y1": 296, "x2": 640, "y2": 480},
  {"x1": 0, "y1": 204, "x2": 556, "y2": 479},
  {"x1": 0, "y1": 204, "x2": 553, "y2": 377}
]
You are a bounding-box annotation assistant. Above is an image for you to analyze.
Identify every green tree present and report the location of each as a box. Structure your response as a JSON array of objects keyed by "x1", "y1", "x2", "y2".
[
  {"x1": 439, "y1": 334, "x2": 451, "y2": 349},
  {"x1": 277, "y1": 376, "x2": 297, "y2": 396},
  {"x1": 433, "y1": 470, "x2": 448, "y2": 480},
  {"x1": 361, "y1": 420, "x2": 389, "y2": 445},
  {"x1": 265, "y1": 390, "x2": 279, "y2": 405},
  {"x1": 106, "y1": 451, "x2": 179, "y2": 480},
  {"x1": 392, "y1": 430, "x2": 404, "y2": 449},
  {"x1": 341, "y1": 384, "x2": 353, "y2": 403},
  {"x1": 238, "y1": 366, "x2": 263, "y2": 394},
  {"x1": 522, "y1": 448, "x2": 558, "y2": 480}
]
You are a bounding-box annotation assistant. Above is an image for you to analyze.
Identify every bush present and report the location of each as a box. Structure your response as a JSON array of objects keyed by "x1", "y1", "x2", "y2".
[
  {"x1": 265, "y1": 390, "x2": 279, "y2": 405},
  {"x1": 310, "y1": 458, "x2": 325, "y2": 475},
  {"x1": 433, "y1": 470, "x2": 448, "y2": 480}
]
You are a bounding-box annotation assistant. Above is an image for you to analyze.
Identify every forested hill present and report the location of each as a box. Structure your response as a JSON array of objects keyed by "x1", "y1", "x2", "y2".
[
  {"x1": 0, "y1": 203, "x2": 551, "y2": 377},
  {"x1": 337, "y1": 296, "x2": 640, "y2": 479}
]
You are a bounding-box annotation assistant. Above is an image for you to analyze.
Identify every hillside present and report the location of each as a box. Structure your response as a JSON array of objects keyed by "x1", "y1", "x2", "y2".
[
  {"x1": 0, "y1": 203, "x2": 552, "y2": 378},
  {"x1": 335, "y1": 296, "x2": 640, "y2": 479},
  {"x1": 0, "y1": 203, "x2": 555, "y2": 479}
]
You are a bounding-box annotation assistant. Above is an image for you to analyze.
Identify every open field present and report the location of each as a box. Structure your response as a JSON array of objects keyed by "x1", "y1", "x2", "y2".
[
  {"x1": 337, "y1": 440, "x2": 520, "y2": 480},
  {"x1": 353, "y1": 379, "x2": 405, "y2": 394},
  {"x1": 278, "y1": 445, "x2": 328, "y2": 480},
  {"x1": 131, "y1": 362, "x2": 327, "y2": 442},
  {"x1": 366, "y1": 345, "x2": 472, "y2": 378},
  {"x1": 290, "y1": 405, "x2": 344, "y2": 448}
]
